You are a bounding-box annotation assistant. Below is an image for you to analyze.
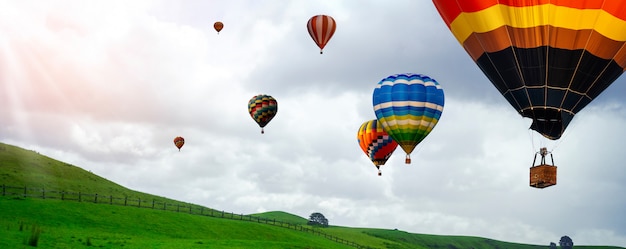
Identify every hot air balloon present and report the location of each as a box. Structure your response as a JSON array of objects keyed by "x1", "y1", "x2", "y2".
[
  {"x1": 357, "y1": 119, "x2": 399, "y2": 176},
  {"x1": 372, "y1": 73, "x2": 445, "y2": 164},
  {"x1": 432, "y1": 0, "x2": 626, "y2": 141},
  {"x1": 307, "y1": 15, "x2": 336, "y2": 54},
  {"x1": 248, "y1": 94, "x2": 278, "y2": 134},
  {"x1": 173, "y1": 136, "x2": 185, "y2": 151},
  {"x1": 214, "y1": 21, "x2": 224, "y2": 34}
]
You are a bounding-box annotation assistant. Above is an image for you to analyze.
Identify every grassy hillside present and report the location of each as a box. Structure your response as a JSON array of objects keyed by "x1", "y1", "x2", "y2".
[
  {"x1": 1, "y1": 142, "x2": 624, "y2": 249},
  {"x1": 0, "y1": 143, "x2": 213, "y2": 211},
  {"x1": 0, "y1": 197, "x2": 354, "y2": 249},
  {"x1": 1, "y1": 143, "x2": 157, "y2": 195}
]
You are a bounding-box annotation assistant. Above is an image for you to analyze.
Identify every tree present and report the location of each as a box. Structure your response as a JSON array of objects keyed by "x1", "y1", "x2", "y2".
[
  {"x1": 549, "y1": 242, "x2": 557, "y2": 249},
  {"x1": 559, "y1": 236, "x2": 574, "y2": 249},
  {"x1": 307, "y1": 212, "x2": 328, "y2": 227}
]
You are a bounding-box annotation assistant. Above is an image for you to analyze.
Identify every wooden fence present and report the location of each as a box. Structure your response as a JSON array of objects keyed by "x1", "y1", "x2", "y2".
[{"x1": 1, "y1": 184, "x2": 373, "y2": 249}]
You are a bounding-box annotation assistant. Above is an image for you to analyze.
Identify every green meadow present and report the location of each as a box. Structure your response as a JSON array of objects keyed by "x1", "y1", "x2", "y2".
[{"x1": 1, "y1": 142, "x2": 623, "y2": 249}]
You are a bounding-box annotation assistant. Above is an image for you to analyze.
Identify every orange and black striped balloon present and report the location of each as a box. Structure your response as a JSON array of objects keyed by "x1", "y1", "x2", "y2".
[
  {"x1": 433, "y1": 0, "x2": 626, "y2": 140},
  {"x1": 307, "y1": 15, "x2": 336, "y2": 54}
]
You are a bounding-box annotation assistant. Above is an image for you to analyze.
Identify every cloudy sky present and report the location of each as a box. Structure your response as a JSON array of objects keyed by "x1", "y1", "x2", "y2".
[{"x1": 2, "y1": 0, "x2": 626, "y2": 247}]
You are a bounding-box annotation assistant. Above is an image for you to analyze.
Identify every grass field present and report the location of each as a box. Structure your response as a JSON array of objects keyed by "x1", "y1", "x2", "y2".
[
  {"x1": 1, "y1": 142, "x2": 624, "y2": 249},
  {"x1": 0, "y1": 196, "x2": 358, "y2": 249}
]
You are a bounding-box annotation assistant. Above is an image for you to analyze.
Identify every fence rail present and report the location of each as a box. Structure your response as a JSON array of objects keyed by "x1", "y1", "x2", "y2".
[{"x1": 1, "y1": 184, "x2": 372, "y2": 249}]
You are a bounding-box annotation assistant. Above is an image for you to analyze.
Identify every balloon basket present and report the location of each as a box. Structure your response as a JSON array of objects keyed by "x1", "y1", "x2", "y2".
[{"x1": 530, "y1": 164, "x2": 557, "y2": 189}]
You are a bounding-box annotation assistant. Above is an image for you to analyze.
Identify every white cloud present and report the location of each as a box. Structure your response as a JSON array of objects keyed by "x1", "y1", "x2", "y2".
[{"x1": 1, "y1": 1, "x2": 625, "y2": 247}]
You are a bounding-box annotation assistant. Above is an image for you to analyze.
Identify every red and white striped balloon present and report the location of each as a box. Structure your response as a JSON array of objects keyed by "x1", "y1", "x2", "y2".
[{"x1": 307, "y1": 15, "x2": 336, "y2": 54}]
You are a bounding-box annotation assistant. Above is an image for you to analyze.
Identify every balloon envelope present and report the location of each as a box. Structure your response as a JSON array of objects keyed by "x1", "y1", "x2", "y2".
[
  {"x1": 357, "y1": 119, "x2": 399, "y2": 175},
  {"x1": 173, "y1": 136, "x2": 185, "y2": 151},
  {"x1": 214, "y1": 21, "x2": 224, "y2": 33},
  {"x1": 432, "y1": 0, "x2": 626, "y2": 140},
  {"x1": 248, "y1": 94, "x2": 278, "y2": 134},
  {"x1": 372, "y1": 73, "x2": 445, "y2": 163},
  {"x1": 307, "y1": 15, "x2": 336, "y2": 54}
]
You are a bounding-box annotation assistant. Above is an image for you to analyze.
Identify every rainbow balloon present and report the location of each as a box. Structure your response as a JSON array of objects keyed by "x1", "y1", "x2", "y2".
[{"x1": 357, "y1": 119, "x2": 399, "y2": 176}]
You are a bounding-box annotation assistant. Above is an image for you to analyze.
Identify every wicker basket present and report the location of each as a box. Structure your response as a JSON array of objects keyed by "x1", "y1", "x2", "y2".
[{"x1": 530, "y1": 164, "x2": 557, "y2": 188}]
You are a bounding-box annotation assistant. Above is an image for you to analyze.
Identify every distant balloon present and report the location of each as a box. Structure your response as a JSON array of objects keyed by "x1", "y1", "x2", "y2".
[
  {"x1": 372, "y1": 73, "x2": 445, "y2": 164},
  {"x1": 214, "y1": 21, "x2": 224, "y2": 34},
  {"x1": 173, "y1": 136, "x2": 185, "y2": 151},
  {"x1": 357, "y1": 119, "x2": 399, "y2": 176},
  {"x1": 307, "y1": 15, "x2": 336, "y2": 54},
  {"x1": 248, "y1": 94, "x2": 278, "y2": 134}
]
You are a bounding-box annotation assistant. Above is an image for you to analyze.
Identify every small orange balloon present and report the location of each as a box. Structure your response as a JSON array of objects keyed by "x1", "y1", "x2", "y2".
[
  {"x1": 173, "y1": 136, "x2": 185, "y2": 151},
  {"x1": 214, "y1": 21, "x2": 224, "y2": 34}
]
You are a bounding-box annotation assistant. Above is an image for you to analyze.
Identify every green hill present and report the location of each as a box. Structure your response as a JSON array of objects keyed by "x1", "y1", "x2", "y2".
[
  {"x1": 254, "y1": 211, "x2": 309, "y2": 225},
  {"x1": 1, "y1": 142, "x2": 623, "y2": 249},
  {"x1": 1, "y1": 143, "x2": 183, "y2": 199}
]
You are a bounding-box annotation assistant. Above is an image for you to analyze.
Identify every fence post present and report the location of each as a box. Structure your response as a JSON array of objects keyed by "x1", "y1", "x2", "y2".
[
  {"x1": 110, "y1": 195, "x2": 113, "y2": 205},
  {"x1": 163, "y1": 202, "x2": 166, "y2": 210},
  {"x1": 200, "y1": 207, "x2": 203, "y2": 215},
  {"x1": 177, "y1": 204, "x2": 180, "y2": 212},
  {"x1": 189, "y1": 206, "x2": 192, "y2": 214},
  {"x1": 23, "y1": 186, "x2": 27, "y2": 197},
  {"x1": 124, "y1": 196, "x2": 127, "y2": 206},
  {"x1": 221, "y1": 210, "x2": 224, "y2": 218},
  {"x1": 95, "y1": 193, "x2": 98, "y2": 203},
  {"x1": 138, "y1": 198, "x2": 141, "y2": 207},
  {"x1": 2, "y1": 184, "x2": 4, "y2": 196},
  {"x1": 42, "y1": 187, "x2": 45, "y2": 199},
  {"x1": 79, "y1": 192, "x2": 81, "y2": 202},
  {"x1": 61, "y1": 191, "x2": 64, "y2": 200}
]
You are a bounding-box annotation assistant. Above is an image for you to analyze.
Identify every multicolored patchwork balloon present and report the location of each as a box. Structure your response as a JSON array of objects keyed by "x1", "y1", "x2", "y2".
[
  {"x1": 173, "y1": 136, "x2": 185, "y2": 151},
  {"x1": 357, "y1": 119, "x2": 399, "y2": 176},
  {"x1": 372, "y1": 73, "x2": 444, "y2": 164},
  {"x1": 307, "y1": 15, "x2": 336, "y2": 54},
  {"x1": 248, "y1": 94, "x2": 278, "y2": 134},
  {"x1": 432, "y1": 0, "x2": 626, "y2": 140}
]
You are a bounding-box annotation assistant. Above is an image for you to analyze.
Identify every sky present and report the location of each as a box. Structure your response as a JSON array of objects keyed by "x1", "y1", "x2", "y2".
[{"x1": 1, "y1": 0, "x2": 626, "y2": 247}]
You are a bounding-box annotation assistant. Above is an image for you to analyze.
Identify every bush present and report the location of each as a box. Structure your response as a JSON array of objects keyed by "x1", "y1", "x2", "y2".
[{"x1": 307, "y1": 212, "x2": 329, "y2": 227}]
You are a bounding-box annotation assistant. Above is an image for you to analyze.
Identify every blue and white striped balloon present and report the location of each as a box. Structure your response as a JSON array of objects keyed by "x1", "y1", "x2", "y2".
[{"x1": 372, "y1": 73, "x2": 445, "y2": 164}]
